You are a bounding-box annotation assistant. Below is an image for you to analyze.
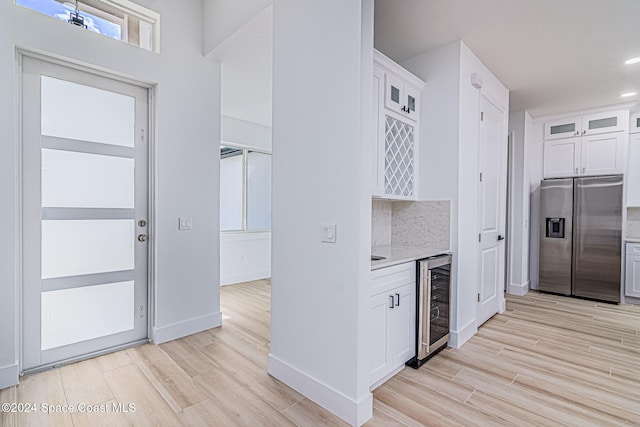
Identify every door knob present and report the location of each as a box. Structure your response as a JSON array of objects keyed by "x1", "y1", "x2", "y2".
[
  {"x1": 497, "y1": 235, "x2": 505, "y2": 241},
  {"x1": 137, "y1": 234, "x2": 148, "y2": 242}
]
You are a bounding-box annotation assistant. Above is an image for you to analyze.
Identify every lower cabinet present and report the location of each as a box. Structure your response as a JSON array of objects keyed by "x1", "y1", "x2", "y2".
[
  {"x1": 626, "y1": 243, "x2": 640, "y2": 298},
  {"x1": 369, "y1": 262, "x2": 416, "y2": 388}
]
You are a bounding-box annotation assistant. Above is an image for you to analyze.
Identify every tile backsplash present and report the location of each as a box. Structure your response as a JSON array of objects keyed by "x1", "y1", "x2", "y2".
[
  {"x1": 372, "y1": 199, "x2": 450, "y2": 248},
  {"x1": 628, "y1": 207, "x2": 640, "y2": 239},
  {"x1": 371, "y1": 200, "x2": 392, "y2": 246}
]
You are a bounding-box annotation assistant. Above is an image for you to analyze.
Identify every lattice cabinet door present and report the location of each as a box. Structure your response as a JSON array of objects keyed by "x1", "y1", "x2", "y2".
[{"x1": 384, "y1": 114, "x2": 416, "y2": 198}]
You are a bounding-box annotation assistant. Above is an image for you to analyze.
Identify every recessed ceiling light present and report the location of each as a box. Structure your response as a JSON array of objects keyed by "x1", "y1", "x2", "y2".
[
  {"x1": 621, "y1": 91, "x2": 637, "y2": 98},
  {"x1": 624, "y1": 57, "x2": 640, "y2": 65}
]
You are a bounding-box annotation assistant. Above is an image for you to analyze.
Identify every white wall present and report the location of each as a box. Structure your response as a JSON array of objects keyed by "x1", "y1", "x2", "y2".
[
  {"x1": 402, "y1": 40, "x2": 509, "y2": 348},
  {"x1": 203, "y1": 0, "x2": 272, "y2": 56},
  {"x1": 269, "y1": 0, "x2": 373, "y2": 425},
  {"x1": 0, "y1": 0, "x2": 221, "y2": 388},
  {"x1": 218, "y1": 6, "x2": 272, "y2": 128},
  {"x1": 507, "y1": 110, "x2": 533, "y2": 295},
  {"x1": 220, "y1": 232, "x2": 271, "y2": 285},
  {"x1": 221, "y1": 116, "x2": 272, "y2": 152},
  {"x1": 401, "y1": 43, "x2": 460, "y2": 202},
  {"x1": 528, "y1": 119, "x2": 546, "y2": 290}
]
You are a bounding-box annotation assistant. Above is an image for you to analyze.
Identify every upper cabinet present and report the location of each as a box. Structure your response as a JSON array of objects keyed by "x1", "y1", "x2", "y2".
[
  {"x1": 544, "y1": 115, "x2": 582, "y2": 140},
  {"x1": 544, "y1": 110, "x2": 627, "y2": 140},
  {"x1": 543, "y1": 109, "x2": 628, "y2": 179},
  {"x1": 630, "y1": 113, "x2": 640, "y2": 134},
  {"x1": 384, "y1": 72, "x2": 421, "y2": 121},
  {"x1": 372, "y1": 50, "x2": 425, "y2": 200},
  {"x1": 627, "y1": 133, "x2": 640, "y2": 206}
]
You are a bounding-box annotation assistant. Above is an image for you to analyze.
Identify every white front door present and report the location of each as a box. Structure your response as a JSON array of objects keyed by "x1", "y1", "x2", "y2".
[
  {"x1": 21, "y1": 56, "x2": 149, "y2": 372},
  {"x1": 477, "y1": 95, "x2": 507, "y2": 326}
]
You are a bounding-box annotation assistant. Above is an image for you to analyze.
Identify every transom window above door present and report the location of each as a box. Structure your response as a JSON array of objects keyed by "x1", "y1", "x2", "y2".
[{"x1": 15, "y1": 0, "x2": 160, "y2": 53}]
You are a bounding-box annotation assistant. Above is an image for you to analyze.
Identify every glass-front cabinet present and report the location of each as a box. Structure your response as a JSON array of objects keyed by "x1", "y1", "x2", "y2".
[
  {"x1": 544, "y1": 116, "x2": 582, "y2": 140},
  {"x1": 544, "y1": 111, "x2": 627, "y2": 140},
  {"x1": 372, "y1": 50, "x2": 424, "y2": 200}
]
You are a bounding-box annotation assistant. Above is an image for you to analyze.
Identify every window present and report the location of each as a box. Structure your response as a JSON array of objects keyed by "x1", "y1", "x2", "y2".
[
  {"x1": 220, "y1": 146, "x2": 271, "y2": 232},
  {"x1": 15, "y1": 0, "x2": 160, "y2": 53}
]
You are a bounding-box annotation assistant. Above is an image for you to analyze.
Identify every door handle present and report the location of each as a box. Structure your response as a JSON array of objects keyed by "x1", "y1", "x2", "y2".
[
  {"x1": 497, "y1": 235, "x2": 505, "y2": 241},
  {"x1": 389, "y1": 295, "x2": 395, "y2": 309},
  {"x1": 395, "y1": 293, "x2": 400, "y2": 307},
  {"x1": 137, "y1": 234, "x2": 148, "y2": 242}
]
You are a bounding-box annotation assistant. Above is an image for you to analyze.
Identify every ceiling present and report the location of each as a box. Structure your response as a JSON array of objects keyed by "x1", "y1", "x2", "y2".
[
  {"x1": 218, "y1": 1, "x2": 640, "y2": 122},
  {"x1": 374, "y1": 0, "x2": 640, "y2": 117}
]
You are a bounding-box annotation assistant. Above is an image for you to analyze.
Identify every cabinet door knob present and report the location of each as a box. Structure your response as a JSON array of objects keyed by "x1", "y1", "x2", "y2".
[
  {"x1": 575, "y1": 168, "x2": 578, "y2": 174},
  {"x1": 582, "y1": 167, "x2": 585, "y2": 174},
  {"x1": 389, "y1": 295, "x2": 395, "y2": 309},
  {"x1": 395, "y1": 293, "x2": 400, "y2": 307}
]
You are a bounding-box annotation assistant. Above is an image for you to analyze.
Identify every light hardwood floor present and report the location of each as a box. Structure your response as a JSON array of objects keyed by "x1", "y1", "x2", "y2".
[{"x1": 2, "y1": 280, "x2": 640, "y2": 426}]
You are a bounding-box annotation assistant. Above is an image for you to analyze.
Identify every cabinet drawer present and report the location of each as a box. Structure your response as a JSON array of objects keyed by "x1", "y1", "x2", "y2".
[
  {"x1": 371, "y1": 262, "x2": 416, "y2": 296},
  {"x1": 627, "y1": 243, "x2": 640, "y2": 255}
]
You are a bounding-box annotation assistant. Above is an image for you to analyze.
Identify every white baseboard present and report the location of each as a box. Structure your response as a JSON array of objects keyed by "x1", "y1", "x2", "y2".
[
  {"x1": 267, "y1": 354, "x2": 372, "y2": 426},
  {"x1": 220, "y1": 269, "x2": 270, "y2": 286},
  {"x1": 152, "y1": 311, "x2": 222, "y2": 344},
  {"x1": 0, "y1": 363, "x2": 19, "y2": 390},
  {"x1": 508, "y1": 280, "x2": 530, "y2": 296},
  {"x1": 449, "y1": 318, "x2": 477, "y2": 348}
]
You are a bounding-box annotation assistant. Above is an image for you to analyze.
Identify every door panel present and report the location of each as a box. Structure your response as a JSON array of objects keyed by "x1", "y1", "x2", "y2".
[
  {"x1": 538, "y1": 179, "x2": 573, "y2": 295},
  {"x1": 22, "y1": 56, "x2": 149, "y2": 372},
  {"x1": 581, "y1": 133, "x2": 624, "y2": 176},
  {"x1": 543, "y1": 138, "x2": 580, "y2": 178},
  {"x1": 477, "y1": 96, "x2": 507, "y2": 326},
  {"x1": 573, "y1": 176, "x2": 622, "y2": 303}
]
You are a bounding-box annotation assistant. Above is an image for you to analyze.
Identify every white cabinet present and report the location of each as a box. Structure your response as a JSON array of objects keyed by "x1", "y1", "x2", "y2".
[
  {"x1": 369, "y1": 262, "x2": 416, "y2": 388},
  {"x1": 543, "y1": 109, "x2": 627, "y2": 178},
  {"x1": 543, "y1": 137, "x2": 580, "y2": 178},
  {"x1": 543, "y1": 133, "x2": 625, "y2": 178},
  {"x1": 544, "y1": 116, "x2": 582, "y2": 140},
  {"x1": 384, "y1": 72, "x2": 421, "y2": 121},
  {"x1": 627, "y1": 134, "x2": 640, "y2": 206},
  {"x1": 625, "y1": 243, "x2": 640, "y2": 298},
  {"x1": 372, "y1": 50, "x2": 424, "y2": 200},
  {"x1": 630, "y1": 113, "x2": 640, "y2": 134},
  {"x1": 581, "y1": 133, "x2": 625, "y2": 176},
  {"x1": 544, "y1": 110, "x2": 627, "y2": 140}
]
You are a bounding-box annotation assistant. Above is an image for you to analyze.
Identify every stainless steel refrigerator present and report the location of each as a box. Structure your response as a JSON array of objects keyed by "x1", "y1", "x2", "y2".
[{"x1": 539, "y1": 175, "x2": 623, "y2": 303}]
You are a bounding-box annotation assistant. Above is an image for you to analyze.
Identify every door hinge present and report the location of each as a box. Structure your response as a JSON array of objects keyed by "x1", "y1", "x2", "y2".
[
  {"x1": 478, "y1": 233, "x2": 481, "y2": 243},
  {"x1": 480, "y1": 111, "x2": 484, "y2": 121},
  {"x1": 479, "y1": 172, "x2": 483, "y2": 182},
  {"x1": 477, "y1": 293, "x2": 480, "y2": 303}
]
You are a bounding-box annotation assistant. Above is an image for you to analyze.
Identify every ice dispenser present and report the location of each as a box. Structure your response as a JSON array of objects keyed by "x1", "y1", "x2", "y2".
[{"x1": 546, "y1": 218, "x2": 565, "y2": 239}]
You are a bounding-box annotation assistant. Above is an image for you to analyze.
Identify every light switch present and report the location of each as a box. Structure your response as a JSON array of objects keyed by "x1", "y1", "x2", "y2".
[
  {"x1": 321, "y1": 223, "x2": 337, "y2": 243},
  {"x1": 179, "y1": 217, "x2": 192, "y2": 230}
]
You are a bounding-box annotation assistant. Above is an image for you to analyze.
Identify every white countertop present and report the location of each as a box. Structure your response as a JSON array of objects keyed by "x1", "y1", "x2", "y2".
[{"x1": 371, "y1": 244, "x2": 450, "y2": 270}]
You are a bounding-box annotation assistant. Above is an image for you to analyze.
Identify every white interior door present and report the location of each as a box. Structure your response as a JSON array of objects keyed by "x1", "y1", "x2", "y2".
[
  {"x1": 477, "y1": 95, "x2": 507, "y2": 326},
  {"x1": 21, "y1": 56, "x2": 149, "y2": 372}
]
